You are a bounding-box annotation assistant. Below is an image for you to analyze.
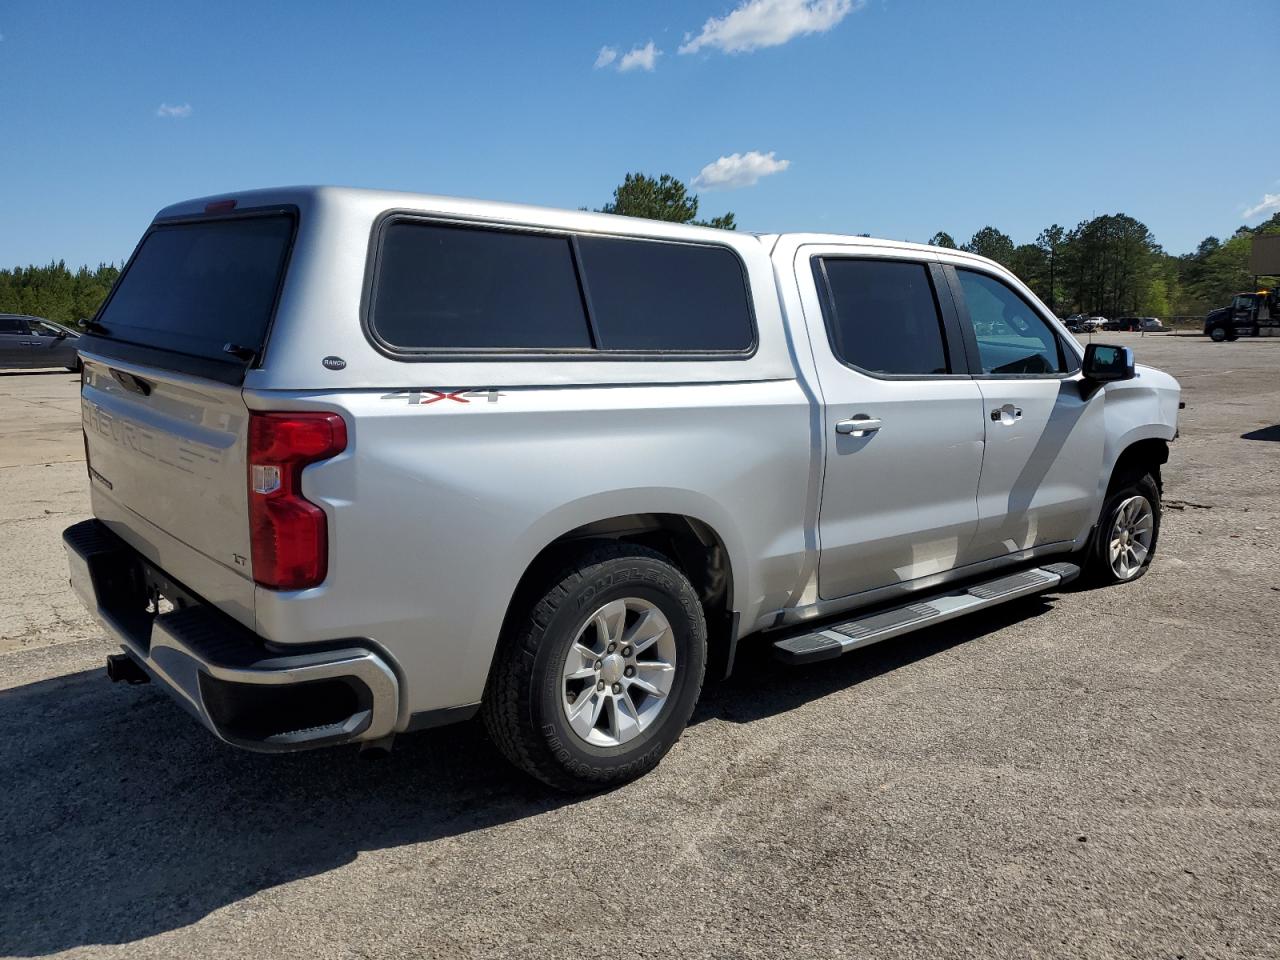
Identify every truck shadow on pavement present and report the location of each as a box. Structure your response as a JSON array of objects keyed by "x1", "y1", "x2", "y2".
[
  {"x1": 1241, "y1": 425, "x2": 1280, "y2": 442},
  {"x1": 700, "y1": 595, "x2": 1053, "y2": 726},
  {"x1": 0, "y1": 597, "x2": 1050, "y2": 956}
]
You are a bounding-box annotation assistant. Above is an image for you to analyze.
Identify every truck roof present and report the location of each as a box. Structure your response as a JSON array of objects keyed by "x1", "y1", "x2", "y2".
[{"x1": 154, "y1": 184, "x2": 1003, "y2": 269}]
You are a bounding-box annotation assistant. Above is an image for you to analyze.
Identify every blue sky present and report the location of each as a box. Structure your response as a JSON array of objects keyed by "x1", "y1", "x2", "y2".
[{"x1": 3, "y1": 0, "x2": 1278, "y2": 268}]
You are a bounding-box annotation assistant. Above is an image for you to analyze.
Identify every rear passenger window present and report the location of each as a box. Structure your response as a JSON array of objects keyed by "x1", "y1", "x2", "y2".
[
  {"x1": 577, "y1": 236, "x2": 754, "y2": 352},
  {"x1": 817, "y1": 258, "x2": 951, "y2": 375},
  {"x1": 370, "y1": 222, "x2": 592, "y2": 351}
]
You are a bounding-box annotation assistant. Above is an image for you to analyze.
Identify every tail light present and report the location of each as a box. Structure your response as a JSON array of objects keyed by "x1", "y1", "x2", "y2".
[{"x1": 247, "y1": 412, "x2": 347, "y2": 590}]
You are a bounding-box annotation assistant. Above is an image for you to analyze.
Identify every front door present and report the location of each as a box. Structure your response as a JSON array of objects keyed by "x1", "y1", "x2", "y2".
[
  {"x1": 802, "y1": 251, "x2": 986, "y2": 600},
  {"x1": 1232, "y1": 295, "x2": 1257, "y2": 331},
  {"x1": 947, "y1": 266, "x2": 1104, "y2": 559},
  {"x1": 25, "y1": 319, "x2": 77, "y2": 368}
]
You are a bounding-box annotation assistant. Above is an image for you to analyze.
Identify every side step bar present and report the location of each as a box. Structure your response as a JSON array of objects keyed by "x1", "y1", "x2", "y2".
[{"x1": 773, "y1": 562, "x2": 1080, "y2": 665}]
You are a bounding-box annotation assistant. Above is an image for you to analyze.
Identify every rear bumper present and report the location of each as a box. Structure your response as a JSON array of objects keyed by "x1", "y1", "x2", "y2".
[{"x1": 63, "y1": 519, "x2": 400, "y2": 752}]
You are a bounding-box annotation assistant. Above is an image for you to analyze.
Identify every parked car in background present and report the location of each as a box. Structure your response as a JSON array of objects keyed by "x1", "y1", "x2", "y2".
[
  {"x1": 0, "y1": 314, "x2": 82, "y2": 370},
  {"x1": 64, "y1": 186, "x2": 1181, "y2": 791},
  {"x1": 1110, "y1": 317, "x2": 1164, "y2": 332},
  {"x1": 1082, "y1": 317, "x2": 1107, "y2": 332},
  {"x1": 1063, "y1": 315, "x2": 1087, "y2": 332}
]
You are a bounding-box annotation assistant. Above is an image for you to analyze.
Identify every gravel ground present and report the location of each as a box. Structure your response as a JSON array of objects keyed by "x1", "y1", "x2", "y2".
[{"x1": 1, "y1": 334, "x2": 1277, "y2": 959}]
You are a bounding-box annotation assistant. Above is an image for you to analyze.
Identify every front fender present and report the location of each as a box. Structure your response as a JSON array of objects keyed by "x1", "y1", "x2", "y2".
[{"x1": 1099, "y1": 364, "x2": 1180, "y2": 493}]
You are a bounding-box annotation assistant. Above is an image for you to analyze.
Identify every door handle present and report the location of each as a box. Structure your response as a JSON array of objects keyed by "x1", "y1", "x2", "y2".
[
  {"x1": 835, "y1": 416, "x2": 883, "y2": 436},
  {"x1": 990, "y1": 406, "x2": 1023, "y2": 422}
]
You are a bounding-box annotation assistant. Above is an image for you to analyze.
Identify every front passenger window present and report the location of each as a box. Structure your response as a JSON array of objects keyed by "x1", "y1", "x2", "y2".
[{"x1": 957, "y1": 269, "x2": 1067, "y2": 375}]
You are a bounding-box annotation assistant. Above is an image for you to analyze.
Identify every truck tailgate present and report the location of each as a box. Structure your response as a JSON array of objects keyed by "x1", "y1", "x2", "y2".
[{"x1": 81, "y1": 355, "x2": 256, "y2": 625}]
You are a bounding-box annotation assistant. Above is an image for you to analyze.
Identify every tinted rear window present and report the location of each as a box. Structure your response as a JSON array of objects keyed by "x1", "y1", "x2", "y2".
[
  {"x1": 577, "y1": 236, "x2": 754, "y2": 352},
  {"x1": 97, "y1": 215, "x2": 294, "y2": 362},
  {"x1": 818, "y1": 258, "x2": 951, "y2": 375},
  {"x1": 370, "y1": 222, "x2": 592, "y2": 351},
  {"x1": 368, "y1": 219, "x2": 755, "y2": 356}
]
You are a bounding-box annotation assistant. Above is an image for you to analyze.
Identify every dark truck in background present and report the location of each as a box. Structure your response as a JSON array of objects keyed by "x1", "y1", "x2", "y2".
[{"x1": 1204, "y1": 289, "x2": 1280, "y2": 341}]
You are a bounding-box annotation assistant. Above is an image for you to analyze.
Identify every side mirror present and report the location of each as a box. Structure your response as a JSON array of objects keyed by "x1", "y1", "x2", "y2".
[
  {"x1": 1082, "y1": 343, "x2": 1135, "y2": 383},
  {"x1": 76, "y1": 318, "x2": 90, "y2": 329},
  {"x1": 55, "y1": 330, "x2": 68, "y2": 339}
]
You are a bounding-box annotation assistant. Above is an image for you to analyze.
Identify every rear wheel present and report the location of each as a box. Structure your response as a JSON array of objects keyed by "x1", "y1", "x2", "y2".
[
  {"x1": 1083, "y1": 471, "x2": 1161, "y2": 586},
  {"x1": 483, "y1": 543, "x2": 707, "y2": 792}
]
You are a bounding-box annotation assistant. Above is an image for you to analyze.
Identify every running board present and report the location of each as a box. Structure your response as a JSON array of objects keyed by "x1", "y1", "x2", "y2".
[{"x1": 773, "y1": 562, "x2": 1080, "y2": 665}]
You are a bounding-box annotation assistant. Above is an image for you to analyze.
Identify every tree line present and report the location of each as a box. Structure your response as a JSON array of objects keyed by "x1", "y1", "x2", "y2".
[
  {"x1": 3, "y1": 173, "x2": 1277, "y2": 325},
  {"x1": 931, "y1": 211, "x2": 1280, "y2": 319},
  {"x1": 0, "y1": 262, "x2": 120, "y2": 326}
]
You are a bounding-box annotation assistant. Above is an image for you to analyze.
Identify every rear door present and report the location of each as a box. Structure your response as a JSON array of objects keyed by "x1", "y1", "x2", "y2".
[
  {"x1": 946, "y1": 265, "x2": 1103, "y2": 559},
  {"x1": 0, "y1": 317, "x2": 35, "y2": 368},
  {"x1": 800, "y1": 249, "x2": 986, "y2": 599},
  {"x1": 79, "y1": 210, "x2": 296, "y2": 623}
]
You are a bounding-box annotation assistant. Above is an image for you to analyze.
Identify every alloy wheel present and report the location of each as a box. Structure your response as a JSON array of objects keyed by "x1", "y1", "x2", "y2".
[
  {"x1": 560, "y1": 598, "x2": 678, "y2": 747},
  {"x1": 1109, "y1": 495, "x2": 1154, "y2": 580}
]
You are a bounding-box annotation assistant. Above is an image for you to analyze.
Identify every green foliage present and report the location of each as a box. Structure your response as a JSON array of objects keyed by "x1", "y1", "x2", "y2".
[
  {"x1": 928, "y1": 231, "x2": 957, "y2": 249},
  {"x1": 1034, "y1": 224, "x2": 1067, "y2": 312},
  {"x1": 599, "y1": 172, "x2": 736, "y2": 230},
  {"x1": 698, "y1": 212, "x2": 737, "y2": 230},
  {"x1": 0, "y1": 262, "x2": 120, "y2": 325},
  {"x1": 928, "y1": 212, "x2": 1279, "y2": 318},
  {"x1": 962, "y1": 226, "x2": 1015, "y2": 267},
  {"x1": 1057, "y1": 214, "x2": 1161, "y2": 318}
]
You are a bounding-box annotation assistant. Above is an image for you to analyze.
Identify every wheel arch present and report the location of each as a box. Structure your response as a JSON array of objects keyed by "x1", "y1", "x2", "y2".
[
  {"x1": 1108, "y1": 436, "x2": 1169, "y2": 492},
  {"x1": 497, "y1": 511, "x2": 740, "y2": 681}
]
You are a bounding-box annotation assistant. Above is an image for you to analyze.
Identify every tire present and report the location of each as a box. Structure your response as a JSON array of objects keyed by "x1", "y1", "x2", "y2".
[
  {"x1": 1209, "y1": 325, "x2": 1228, "y2": 342},
  {"x1": 1083, "y1": 471, "x2": 1161, "y2": 586},
  {"x1": 483, "y1": 543, "x2": 707, "y2": 792}
]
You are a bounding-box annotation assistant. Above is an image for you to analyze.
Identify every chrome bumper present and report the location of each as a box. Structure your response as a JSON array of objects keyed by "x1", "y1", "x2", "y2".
[{"x1": 63, "y1": 519, "x2": 400, "y2": 752}]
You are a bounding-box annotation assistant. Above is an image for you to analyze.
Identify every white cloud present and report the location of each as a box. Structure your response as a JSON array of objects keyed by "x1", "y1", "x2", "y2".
[
  {"x1": 156, "y1": 102, "x2": 192, "y2": 119},
  {"x1": 594, "y1": 45, "x2": 618, "y2": 69},
  {"x1": 618, "y1": 40, "x2": 661, "y2": 72},
  {"x1": 692, "y1": 150, "x2": 791, "y2": 190},
  {"x1": 680, "y1": 0, "x2": 860, "y2": 55},
  {"x1": 1243, "y1": 192, "x2": 1280, "y2": 219}
]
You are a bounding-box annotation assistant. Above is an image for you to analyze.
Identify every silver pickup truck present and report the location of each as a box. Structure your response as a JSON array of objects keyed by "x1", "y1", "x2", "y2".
[{"x1": 64, "y1": 186, "x2": 1181, "y2": 791}]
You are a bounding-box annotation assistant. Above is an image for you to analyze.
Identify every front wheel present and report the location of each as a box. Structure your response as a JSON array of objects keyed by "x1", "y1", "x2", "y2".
[
  {"x1": 483, "y1": 543, "x2": 707, "y2": 792},
  {"x1": 1083, "y1": 472, "x2": 1161, "y2": 585},
  {"x1": 1209, "y1": 325, "x2": 1228, "y2": 342}
]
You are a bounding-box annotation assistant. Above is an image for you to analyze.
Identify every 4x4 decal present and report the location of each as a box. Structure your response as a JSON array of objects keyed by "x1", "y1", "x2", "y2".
[{"x1": 379, "y1": 389, "x2": 505, "y2": 406}]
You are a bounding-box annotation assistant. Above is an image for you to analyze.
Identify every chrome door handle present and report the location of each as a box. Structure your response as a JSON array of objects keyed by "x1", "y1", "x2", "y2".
[
  {"x1": 990, "y1": 406, "x2": 1023, "y2": 422},
  {"x1": 835, "y1": 416, "x2": 883, "y2": 436}
]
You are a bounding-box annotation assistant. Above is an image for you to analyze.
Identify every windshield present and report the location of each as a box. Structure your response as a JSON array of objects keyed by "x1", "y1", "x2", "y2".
[{"x1": 96, "y1": 214, "x2": 294, "y2": 362}]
